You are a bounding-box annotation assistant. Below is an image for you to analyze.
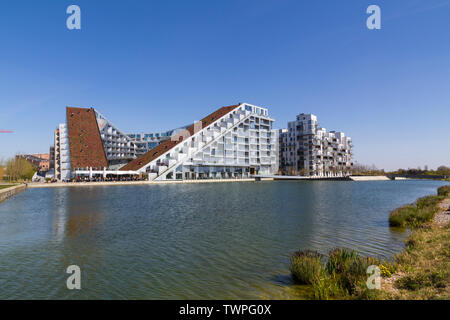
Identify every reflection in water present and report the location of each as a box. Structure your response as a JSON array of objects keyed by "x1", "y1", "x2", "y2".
[
  {"x1": 51, "y1": 188, "x2": 104, "y2": 241},
  {"x1": 65, "y1": 188, "x2": 104, "y2": 238},
  {"x1": 51, "y1": 188, "x2": 68, "y2": 242},
  {"x1": 0, "y1": 180, "x2": 447, "y2": 299}
]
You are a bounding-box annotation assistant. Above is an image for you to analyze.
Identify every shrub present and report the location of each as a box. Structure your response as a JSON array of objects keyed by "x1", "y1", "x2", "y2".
[
  {"x1": 437, "y1": 185, "x2": 450, "y2": 197},
  {"x1": 416, "y1": 195, "x2": 443, "y2": 209},
  {"x1": 312, "y1": 272, "x2": 346, "y2": 300},
  {"x1": 412, "y1": 206, "x2": 437, "y2": 227},
  {"x1": 326, "y1": 248, "x2": 359, "y2": 275},
  {"x1": 389, "y1": 193, "x2": 443, "y2": 228},
  {"x1": 389, "y1": 205, "x2": 417, "y2": 227},
  {"x1": 339, "y1": 255, "x2": 380, "y2": 295},
  {"x1": 290, "y1": 248, "x2": 388, "y2": 299},
  {"x1": 379, "y1": 261, "x2": 397, "y2": 278},
  {"x1": 290, "y1": 250, "x2": 324, "y2": 285}
]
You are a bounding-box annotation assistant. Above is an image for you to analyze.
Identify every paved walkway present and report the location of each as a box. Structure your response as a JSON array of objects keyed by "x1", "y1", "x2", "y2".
[{"x1": 28, "y1": 178, "x2": 256, "y2": 188}]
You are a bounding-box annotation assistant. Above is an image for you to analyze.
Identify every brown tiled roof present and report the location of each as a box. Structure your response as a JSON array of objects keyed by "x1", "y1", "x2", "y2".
[
  {"x1": 120, "y1": 104, "x2": 241, "y2": 171},
  {"x1": 66, "y1": 107, "x2": 108, "y2": 169}
]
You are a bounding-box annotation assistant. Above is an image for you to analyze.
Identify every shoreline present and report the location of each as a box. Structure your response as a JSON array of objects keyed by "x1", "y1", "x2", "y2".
[
  {"x1": 380, "y1": 189, "x2": 450, "y2": 299},
  {"x1": 23, "y1": 175, "x2": 446, "y2": 189},
  {"x1": 27, "y1": 178, "x2": 259, "y2": 188},
  {"x1": 288, "y1": 185, "x2": 450, "y2": 300},
  {"x1": 0, "y1": 184, "x2": 26, "y2": 203}
]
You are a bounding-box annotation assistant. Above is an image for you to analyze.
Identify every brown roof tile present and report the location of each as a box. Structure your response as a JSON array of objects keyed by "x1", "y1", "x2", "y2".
[
  {"x1": 120, "y1": 104, "x2": 241, "y2": 171},
  {"x1": 66, "y1": 107, "x2": 108, "y2": 169}
]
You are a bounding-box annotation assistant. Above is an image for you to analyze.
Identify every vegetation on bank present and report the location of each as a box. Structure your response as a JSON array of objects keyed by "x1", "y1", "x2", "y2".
[
  {"x1": 0, "y1": 184, "x2": 16, "y2": 190},
  {"x1": 290, "y1": 185, "x2": 450, "y2": 300},
  {"x1": 385, "y1": 222, "x2": 450, "y2": 299},
  {"x1": 351, "y1": 164, "x2": 450, "y2": 179},
  {"x1": 290, "y1": 248, "x2": 395, "y2": 299},
  {"x1": 390, "y1": 166, "x2": 450, "y2": 177},
  {"x1": 437, "y1": 185, "x2": 450, "y2": 197},
  {"x1": 388, "y1": 186, "x2": 449, "y2": 228},
  {"x1": 1, "y1": 157, "x2": 36, "y2": 182}
]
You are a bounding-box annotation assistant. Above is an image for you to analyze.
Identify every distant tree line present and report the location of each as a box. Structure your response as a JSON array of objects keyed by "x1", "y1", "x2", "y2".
[
  {"x1": 351, "y1": 163, "x2": 385, "y2": 176},
  {"x1": 352, "y1": 163, "x2": 450, "y2": 178},
  {"x1": 390, "y1": 165, "x2": 450, "y2": 177}
]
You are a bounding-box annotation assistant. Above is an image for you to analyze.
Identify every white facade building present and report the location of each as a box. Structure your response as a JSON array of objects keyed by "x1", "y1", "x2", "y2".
[
  {"x1": 95, "y1": 110, "x2": 141, "y2": 168},
  {"x1": 280, "y1": 113, "x2": 352, "y2": 177},
  {"x1": 58, "y1": 123, "x2": 71, "y2": 181},
  {"x1": 53, "y1": 103, "x2": 278, "y2": 181},
  {"x1": 121, "y1": 103, "x2": 279, "y2": 180}
]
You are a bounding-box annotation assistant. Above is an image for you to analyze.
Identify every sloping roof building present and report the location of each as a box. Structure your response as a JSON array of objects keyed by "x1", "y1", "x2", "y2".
[{"x1": 53, "y1": 103, "x2": 278, "y2": 181}]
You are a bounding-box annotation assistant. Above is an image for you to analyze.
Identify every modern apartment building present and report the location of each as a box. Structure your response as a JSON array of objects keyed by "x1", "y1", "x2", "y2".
[
  {"x1": 94, "y1": 109, "x2": 142, "y2": 168},
  {"x1": 52, "y1": 103, "x2": 278, "y2": 181},
  {"x1": 278, "y1": 128, "x2": 289, "y2": 173},
  {"x1": 127, "y1": 126, "x2": 189, "y2": 155},
  {"x1": 279, "y1": 113, "x2": 352, "y2": 177},
  {"x1": 49, "y1": 146, "x2": 55, "y2": 171},
  {"x1": 121, "y1": 103, "x2": 278, "y2": 180},
  {"x1": 54, "y1": 128, "x2": 60, "y2": 180},
  {"x1": 58, "y1": 123, "x2": 71, "y2": 181}
]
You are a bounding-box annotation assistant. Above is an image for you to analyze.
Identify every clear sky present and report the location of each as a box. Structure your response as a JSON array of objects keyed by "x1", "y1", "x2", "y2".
[{"x1": 0, "y1": 0, "x2": 449, "y2": 171}]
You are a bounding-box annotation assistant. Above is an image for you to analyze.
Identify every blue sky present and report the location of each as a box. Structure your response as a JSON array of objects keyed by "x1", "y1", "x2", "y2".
[{"x1": 0, "y1": 0, "x2": 449, "y2": 170}]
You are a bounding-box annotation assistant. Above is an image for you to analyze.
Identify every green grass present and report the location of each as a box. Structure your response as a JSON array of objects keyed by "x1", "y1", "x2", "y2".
[
  {"x1": 385, "y1": 223, "x2": 450, "y2": 299},
  {"x1": 388, "y1": 192, "x2": 444, "y2": 228},
  {"x1": 290, "y1": 250, "x2": 324, "y2": 285},
  {"x1": 0, "y1": 184, "x2": 15, "y2": 190},
  {"x1": 290, "y1": 248, "x2": 385, "y2": 299},
  {"x1": 437, "y1": 185, "x2": 450, "y2": 197}
]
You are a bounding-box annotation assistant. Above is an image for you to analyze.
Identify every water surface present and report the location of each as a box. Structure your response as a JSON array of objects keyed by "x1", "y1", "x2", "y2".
[{"x1": 0, "y1": 180, "x2": 447, "y2": 299}]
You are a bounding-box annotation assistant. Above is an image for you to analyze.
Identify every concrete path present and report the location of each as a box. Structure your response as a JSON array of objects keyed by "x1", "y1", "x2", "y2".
[{"x1": 28, "y1": 178, "x2": 256, "y2": 188}]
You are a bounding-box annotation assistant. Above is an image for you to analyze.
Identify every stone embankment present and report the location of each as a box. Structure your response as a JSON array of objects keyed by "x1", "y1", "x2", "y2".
[
  {"x1": 349, "y1": 176, "x2": 391, "y2": 181},
  {"x1": 0, "y1": 184, "x2": 27, "y2": 203}
]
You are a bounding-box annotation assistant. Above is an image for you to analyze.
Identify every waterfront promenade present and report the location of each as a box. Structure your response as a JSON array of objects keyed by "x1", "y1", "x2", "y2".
[
  {"x1": 28, "y1": 178, "x2": 257, "y2": 188},
  {"x1": 27, "y1": 175, "x2": 396, "y2": 188}
]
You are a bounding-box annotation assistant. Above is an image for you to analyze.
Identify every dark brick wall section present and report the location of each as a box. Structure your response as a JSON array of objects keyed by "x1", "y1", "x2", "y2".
[
  {"x1": 66, "y1": 107, "x2": 108, "y2": 170},
  {"x1": 120, "y1": 104, "x2": 241, "y2": 171}
]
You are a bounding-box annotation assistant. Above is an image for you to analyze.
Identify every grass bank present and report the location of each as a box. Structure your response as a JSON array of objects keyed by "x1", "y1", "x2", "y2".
[
  {"x1": 0, "y1": 184, "x2": 16, "y2": 190},
  {"x1": 381, "y1": 185, "x2": 450, "y2": 299},
  {"x1": 290, "y1": 248, "x2": 395, "y2": 299},
  {"x1": 388, "y1": 185, "x2": 449, "y2": 228},
  {"x1": 289, "y1": 185, "x2": 450, "y2": 300}
]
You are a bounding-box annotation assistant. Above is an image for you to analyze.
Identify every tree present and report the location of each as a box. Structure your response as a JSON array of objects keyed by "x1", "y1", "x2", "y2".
[
  {"x1": 5, "y1": 156, "x2": 36, "y2": 182},
  {"x1": 298, "y1": 168, "x2": 308, "y2": 176},
  {"x1": 351, "y1": 162, "x2": 385, "y2": 176},
  {"x1": 287, "y1": 166, "x2": 297, "y2": 176},
  {"x1": 437, "y1": 166, "x2": 450, "y2": 176}
]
